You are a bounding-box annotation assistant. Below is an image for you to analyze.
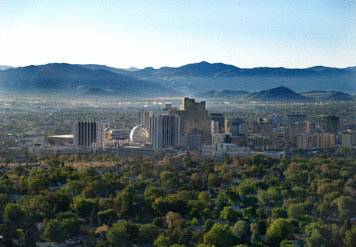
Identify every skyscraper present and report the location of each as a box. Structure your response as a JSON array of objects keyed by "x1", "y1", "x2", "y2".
[
  {"x1": 178, "y1": 97, "x2": 210, "y2": 144},
  {"x1": 74, "y1": 121, "x2": 103, "y2": 148},
  {"x1": 318, "y1": 115, "x2": 339, "y2": 134},
  {"x1": 225, "y1": 117, "x2": 245, "y2": 136},
  {"x1": 210, "y1": 113, "x2": 225, "y2": 134},
  {"x1": 138, "y1": 109, "x2": 151, "y2": 130},
  {"x1": 149, "y1": 113, "x2": 180, "y2": 150}
]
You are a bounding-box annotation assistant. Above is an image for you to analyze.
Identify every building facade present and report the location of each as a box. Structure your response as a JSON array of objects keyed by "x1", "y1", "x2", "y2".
[
  {"x1": 74, "y1": 121, "x2": 103, "y2": 149},
  {"x1": 149, "y1": 113, "x2": 180, "y2": 150}
]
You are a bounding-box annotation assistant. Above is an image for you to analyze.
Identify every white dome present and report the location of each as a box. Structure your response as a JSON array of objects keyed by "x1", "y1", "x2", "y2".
[{"x1": 130, "y1": 125, "x2": 149, "y2": 144}]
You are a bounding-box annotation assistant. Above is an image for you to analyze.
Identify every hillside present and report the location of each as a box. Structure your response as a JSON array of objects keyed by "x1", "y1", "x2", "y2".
[
  {"x1": 0, "y1": 65, "x2": 12, "y2": 70},
  {"x1": 127, "y1": 61, "x2": 356, "y2": 94},
  {"x1": 301, "y1": 91, "x2": 353, "y2": 101},
  {"x1": 245, "y1": 86, "x2": 307, "y2": 102},
  {"x1": 0, "y1": 63, "x2": 177, "y2": 96}
]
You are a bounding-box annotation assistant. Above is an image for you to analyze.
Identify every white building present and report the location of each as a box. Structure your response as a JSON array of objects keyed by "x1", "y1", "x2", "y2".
[{"x1": 149, "y1": 113, "x2": 180, "y2": 150}]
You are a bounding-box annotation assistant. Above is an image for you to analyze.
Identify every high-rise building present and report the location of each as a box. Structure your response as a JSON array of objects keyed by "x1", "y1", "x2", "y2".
[
  {"x1": 210, "y1": 113, "x2": 225, "y2": 134},
  {"x1": 212, "y1": 133, "x2": 232, "y2": 156},
  {"x1": 304, "y1": 121, "x2": 316, "y2": 134},
  {"x1": 138, "y1": 109, "x2": 151, "y2": 130},
  {"x1": 225, "y1": 117, "x2": 245, "y2": 136},
  {"x1": 178, "y1": 97, "x2": 211, "y2": 144},
  {"x1": 288, "y1": 122, "x2": 305, "y2": 146},
  {"x1": 341, "y1": 132, "x2": 356, "y2": 149},
  {"x1": 74, "y1": 121, "x2": 103, "y2": 148},
  {"x1": 297, "y1": 133, "x2": 336, "y2": 150},
  {"x1": 318, "y1": 115, "x2": 339, "y2": 134},
  {"x1": 149, "y1": 113, "x2": 180, "y2": 150}
]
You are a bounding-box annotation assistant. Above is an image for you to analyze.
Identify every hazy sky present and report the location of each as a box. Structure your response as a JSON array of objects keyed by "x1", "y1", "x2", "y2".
[{"x1": 0, "y1": 0, "x2": 355, "y2": 68}]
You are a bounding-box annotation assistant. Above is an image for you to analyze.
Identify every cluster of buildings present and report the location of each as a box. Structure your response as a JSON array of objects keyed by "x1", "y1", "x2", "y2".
[{"x1": 27, "y1": 97, "x2": 356, "y2": 158}]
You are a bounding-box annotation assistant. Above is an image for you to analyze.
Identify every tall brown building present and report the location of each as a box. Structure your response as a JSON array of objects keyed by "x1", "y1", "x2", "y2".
[{"x1": 178, "y1": 97, "x2": 211, "y2": 144}]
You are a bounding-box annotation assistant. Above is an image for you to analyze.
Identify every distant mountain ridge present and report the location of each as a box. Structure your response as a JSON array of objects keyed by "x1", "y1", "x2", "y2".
[
  {"x1": 126, "y1": 61, "x2": 356, "y2": 93},
  {"x1": 0, "y1": 65, "x2": 12, "y2": 70},
  {"x1": 301, "y1": 91, "x2": 353, "y2": 101},
  {"x1": 0, "y1": 61, "x2": 356, "y2": 96},
  {"x1": 245, "y1": 86, "x2": 307, "y2": 102},
  {"x1": 196, "y1": 86, "x2": 354, "y2": 102},
  {"x1": 0, "y1": 63, "x2": 178, "y2": 96}
]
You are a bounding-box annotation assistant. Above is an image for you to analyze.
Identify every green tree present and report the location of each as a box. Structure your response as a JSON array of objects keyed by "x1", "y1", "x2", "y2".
[
  {"x1": 266, "y1": 218, "x2": 292, "y2": 245},
  {"x1": 97, "y1": 209, "x2": 117, "y2": 225},
  {"x1": 137, "y1": 223, "x2": 159, "y2": 244},
  {"x1": 304, "y1": 223, "x2": 341, "y2": 247},
  {"x1": 232, "y1": 220, "x2": 251, "y2": 243},
  {"x1": 107, "y1": 220, "x2": 137, "y2": 247},
  {"x1": 154, "y1": 234, "x2": 170, "y2": 247},
  {"x1": 42, "y1": 217, "x2": 81, "y2": 242},
  {"x1": 3, "y1": 203, "x2": 27, "y2": 227},
  {"x1": 220, "y1": 206, "x2": 242, "y2": 222},
  {"x1": 203, "y1": 223, "x2": 237, "y2": 247},
  {"x1": 344, "y1": 226, "x2": 356, "y2": 247}
]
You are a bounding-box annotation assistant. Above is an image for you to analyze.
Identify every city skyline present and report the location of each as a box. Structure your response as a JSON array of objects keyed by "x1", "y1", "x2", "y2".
[{"x1": 1, "y1": 0, "x2": 355, "y2": 68}]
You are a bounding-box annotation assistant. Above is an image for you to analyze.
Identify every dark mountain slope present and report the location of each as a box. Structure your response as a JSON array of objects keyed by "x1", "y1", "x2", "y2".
[
  {"x1": 128, "y1": 61, "x2": 356, "y2": 93},
  {"x1": 0, "y1": 63, "x2": 177, "y2": 96},
  {"x1": 301, "y1": 91, "x2": 353, "y2": 101},
  {"x1": 246, "y1": 86, "x2": 307, "y2": 102}
]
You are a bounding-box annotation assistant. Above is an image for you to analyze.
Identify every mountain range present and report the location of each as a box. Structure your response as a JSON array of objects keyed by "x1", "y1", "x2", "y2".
[
  {"x1": 196, "y1": 86, "x2": 354, "y2": 102},
  {"x1": 0, "y1": 61, "x2": 355, "y2": 97},
  {"x1": 0, "y1": 63, "x2": 176, "y2": 96},
  {"x1": 126, "y1": 61, "x2": 356, "y2": 93},
  {"x1": 0, "y1": 65, "x2": 12, "y2": 70}
]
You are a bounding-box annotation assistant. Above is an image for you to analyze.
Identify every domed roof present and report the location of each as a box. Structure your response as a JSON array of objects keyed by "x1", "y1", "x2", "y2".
[{"x1": 130, "y1": 125, "x2": 149, "y2": 144}]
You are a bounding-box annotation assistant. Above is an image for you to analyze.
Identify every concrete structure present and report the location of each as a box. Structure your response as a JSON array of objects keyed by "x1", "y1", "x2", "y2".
[
  {"x1": 138, "y1": 109, "x2": 151, "y2": 130},
  {"x1": 149, "y1": 113, "x2": 180, "y2": 150},
  {"x1": 318, "y1": 115, "x2": 339, "y2": 134},
  {"x1": 297, "y1": 133, "x2": 336, "y2": 150},
  {"x1": 110, "y1": 129, "x2": 129, "y2": 140},
  {"x1": 225, "y1": 117, "x2": 245, "y2": 136},
  {"x1": 179, "y1": 132, "x2": 202, "y2": 150},
  {"x1": 74, "y1": 121, "x2": 103, "y2": 149},
  {"x1": 210, "y1": 113, "x2": 225, "y2": 134},
  {"x1": 304, "y1": 121, "x2": 316, "y2": 134},
  {"x1": 341, "y1": 132, "x2": 356, "y2": 148},
  {"x1": 213, "y1": 143, "x2": 250, "y2": 158},
  {"x1": 178, "y1": 97, "x2": 211, "y2": 144},
  {"x1": 48, "y1": 134, "x2": 74, "y2": 146}
]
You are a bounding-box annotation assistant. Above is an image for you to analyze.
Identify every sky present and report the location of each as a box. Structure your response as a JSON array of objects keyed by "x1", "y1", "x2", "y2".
[{"x1": 0, "y1": 0, "x2": 355, "y2": 68}]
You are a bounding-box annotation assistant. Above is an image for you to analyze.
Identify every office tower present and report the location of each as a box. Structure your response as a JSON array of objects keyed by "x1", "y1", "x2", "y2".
[
  {"x1": 210, "y1": 113, "x2": 225, "y2": 134},
  {"x1": 297, "y1": 134, "x2": 317, "y2": 150},
  {"x1": 74, "y1": 121, "x2": 103, "y2": 148},
  {"x1": 287, "y1": 115, "x2": 306, "y2": 146},
  {"x1": 149, "y1": 113, "x2": 180, "y2": 150},
  {"x1": 289, "y1": 122, "x2": 305, "y2": 146},
  {"x1": 304, "y1": 121, "x2": 316, "y2": 134},
  {"x1": 341, "y1": 131, "x2": 356, "y2": 148},
  {"x1": 318, "y1": 115, "x2": 339, "y2": 134},
  {"x1": 297, "y1": 133, "x2": 336, "y2": 150},
  {"x1": 225, "y1": 117, "x2": 244, "y2": 136},
  {"x1": 179, "y1": 132, "x2": 202, "y2": 150},
  {"x1": 178, "y1": 97, "x2": 211, "y2": 144},
  {"x1": 317, "y1": 133, "x2": 336, "y2": 149},
  {"x1": 250, "y1": 118, "x2": 273, "y2": 135},
  {"x1": 138, "y1": 109, "x2": 151, "y2": 130}
]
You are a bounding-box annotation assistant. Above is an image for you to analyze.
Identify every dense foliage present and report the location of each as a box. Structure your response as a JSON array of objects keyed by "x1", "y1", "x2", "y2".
[{"x1": 0, "y1": 154, "x2": 355, "y2": 246}]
